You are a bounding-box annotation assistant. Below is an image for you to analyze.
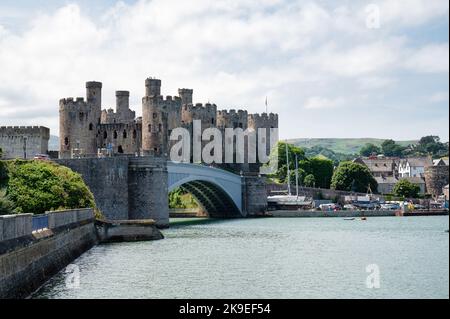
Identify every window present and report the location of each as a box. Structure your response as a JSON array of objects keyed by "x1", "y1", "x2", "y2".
[
  {"x1": 133, "y1": 130, "x2": 137, "y2": 139},
  {"x1": 89, "y1": 123, "x2": 94, "y2": 131},
  {"x1": 153, "y1": 113, "x2": 158, "y2": 119},
  {"x1": 64, "y1": 137, "x2": 69, "y2": 146},
  {"x1": 123, "y1": 130, "x2": 127, "y2": 139},
  {"x1": 211, "y1": 118, "x2": 215, "y2": 125},
  {"x1": 79, "y1": 112, "x2": 84, "y2": 121},
  {"x1": 238, "y1": 123, "x2": 243, "y2": 128},
  {"x1": 158, "y1": 124, "x2": 162, "y2": 132},
  {"x1": 154, "y1": 147, "x2": 158, "y2": 153},
  {"x1": 118, "y1": 146, "x2": 124, "y2": 154},
  {"x1": 148, "y1": 124, "x2": 152, "y2": 132},
  {"x1": 103, "y1": 131, "x2": 107, "y2": 139},
  {"x1": 113, "y1": 131, "x2": 118, "y2": 139}
]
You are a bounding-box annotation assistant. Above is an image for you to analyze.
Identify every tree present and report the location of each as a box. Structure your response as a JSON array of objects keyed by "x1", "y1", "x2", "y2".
[
  {"x1": 417, "y1": 135, "x2": 448, "y2": 157},
  {"x1": 393, "y1": 179, "x2": 420, "y2": 198},
  {"x1": 359, "y1": 143, "x2": 381, "y2": 157},
  {"x1": 308, "y1": 156, "x2": 334, "y2": 189},
  {"x1": 331, "y1": 161, "x2": 378, "y2": 193},
  {"x1": 272, "y1": 141, "x2": 306, "y2": 183},
  {"x1": 381, "y1": 139, "x2": 404, "y2": 157},
  {"x1": 0, "y1": 190, "x2": 16, "y2": 215},
  {"x1": 303, "y1": 174, "x2": 316, "y2": 187}
]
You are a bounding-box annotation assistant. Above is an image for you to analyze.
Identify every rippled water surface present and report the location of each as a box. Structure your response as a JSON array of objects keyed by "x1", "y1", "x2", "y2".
[{"x1": 33, "y1": 217, "x2": 449, "y2": 299}]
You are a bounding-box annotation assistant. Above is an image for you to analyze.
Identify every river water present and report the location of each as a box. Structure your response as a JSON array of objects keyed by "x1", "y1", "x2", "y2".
[{"x1": 33, "y1": 216, "x2": 449, "y2": 299}]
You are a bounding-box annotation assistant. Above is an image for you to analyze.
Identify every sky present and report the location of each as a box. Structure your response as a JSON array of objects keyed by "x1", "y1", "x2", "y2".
[{"x1": 0, "y1": 0, "x2": 448, "y2": 141}]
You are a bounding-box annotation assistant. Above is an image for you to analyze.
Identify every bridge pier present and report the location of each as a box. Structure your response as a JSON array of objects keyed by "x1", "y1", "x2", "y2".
[
  {"x1": 55, "y1": 157, "x2": 169, "y2": 228},
  {"x1": 128, "y1": 157, "x2": 169, "y2": 227},
  {"x1": 242, "y1": 174, "x2": 268, "y2": 216}
]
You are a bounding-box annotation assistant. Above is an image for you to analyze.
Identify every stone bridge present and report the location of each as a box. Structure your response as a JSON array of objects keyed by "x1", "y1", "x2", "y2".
[{"x1": 56, "y1": 157, "x2": 267, "y2": 227}]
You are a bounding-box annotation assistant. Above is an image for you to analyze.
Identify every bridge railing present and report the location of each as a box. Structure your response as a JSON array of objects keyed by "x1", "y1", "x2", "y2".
[{"x1": 32, "y1": 215, "x2": 49, "y2": 232}]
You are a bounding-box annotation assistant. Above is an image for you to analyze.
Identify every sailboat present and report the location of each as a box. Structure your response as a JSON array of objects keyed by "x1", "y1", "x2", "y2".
[{"x1": 267, "y1": 142, "x2": 313, "y2": 210}]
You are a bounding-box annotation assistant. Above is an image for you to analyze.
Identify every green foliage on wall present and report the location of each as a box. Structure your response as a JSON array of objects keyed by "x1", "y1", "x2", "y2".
[{"x1": 2, "y1": 160, "x2": 97, "y2": 215}]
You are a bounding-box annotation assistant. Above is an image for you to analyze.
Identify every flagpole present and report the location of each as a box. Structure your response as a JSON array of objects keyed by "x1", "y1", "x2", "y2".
[{"x1": 265, "y1": 96, "x2": 268, "y2": 114}]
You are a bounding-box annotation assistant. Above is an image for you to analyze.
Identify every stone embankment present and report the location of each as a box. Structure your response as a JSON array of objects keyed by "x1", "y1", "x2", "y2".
[{"x1": 0, "y1": 209, "x2": 163, "y2": 299}]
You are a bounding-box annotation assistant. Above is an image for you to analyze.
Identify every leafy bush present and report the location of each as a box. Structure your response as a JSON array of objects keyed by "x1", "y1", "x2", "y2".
[
  {"x1": 169, "y1": 187, "x2": 199, "y2": 209},
  {"x1": 3, "y1": 160, "x2": 96, "y2": 215},
  {"x1": 303, "y1": 174, "x2": 316, "y2": 187}
]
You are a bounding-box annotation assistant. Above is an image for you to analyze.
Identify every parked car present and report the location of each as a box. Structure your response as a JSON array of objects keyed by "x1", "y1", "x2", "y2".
[
  {"x1": 33, "y1": 154, "x2": 50, "y2": 160},
  {"x1": 380, "y1": 203, "x2": 401, "y2": 210},
  {"x1": 319, "y1": 203, "x2": 339, "y2": 211},
  {"x1": 343, "y1": 204, "x2": 358, "y2": 210},
  {"x1": 413, "y1": 204, "x2": 426, "y2": 210}
]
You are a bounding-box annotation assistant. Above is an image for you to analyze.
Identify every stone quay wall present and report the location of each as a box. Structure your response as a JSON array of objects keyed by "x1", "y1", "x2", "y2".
[{"x1": 0, "y1": 209, "x2": 96, "y2": 299}]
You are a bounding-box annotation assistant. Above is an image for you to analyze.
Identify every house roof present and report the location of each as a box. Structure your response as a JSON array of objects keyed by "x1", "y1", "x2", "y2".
[
  {"x1": 434, "y1": 158, "x2": 449, "y2": 166},
  {"x1": 357, "y1": 158, "x2": 398, "y2": 173},
  {"x1": 375, "y1": 176, "x2": 398, "y2": 184},
  {"x1": 400, "y1": 157, "x2": 432, "y2": 168},
  {"x1": 402, "y1": 177, "x2": 426, "y2": 185}
]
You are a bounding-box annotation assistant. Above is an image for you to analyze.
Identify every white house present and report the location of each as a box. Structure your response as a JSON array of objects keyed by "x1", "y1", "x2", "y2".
[{"x1": 398, "y1": 157, "x2": 432, "y2": 178}]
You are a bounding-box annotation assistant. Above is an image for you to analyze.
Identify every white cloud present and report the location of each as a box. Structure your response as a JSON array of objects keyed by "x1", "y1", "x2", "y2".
[
  {"x1": 0, "y1": 0, "x2": 448, "y2": 140},
  {"x1": 404, "y1": 43, "x2": 449, "y2": 73},
  {"x1": 378, "y1": 0, "x2": 449, "y2": 27},
  {"x1": 359, "y1": 76, "x2": 397, "y2": 89},
  {"x1": 304, "y1": 96, "x2": 346, "y2": 110},
  {"x1": 429, "y1": 91, "x2": 449, "y2": 103}
]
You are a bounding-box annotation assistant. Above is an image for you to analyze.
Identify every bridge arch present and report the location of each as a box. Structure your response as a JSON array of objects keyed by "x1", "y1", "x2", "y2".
[{"x1": 167, "y1": 162, "x2": 244, "y2": 218}]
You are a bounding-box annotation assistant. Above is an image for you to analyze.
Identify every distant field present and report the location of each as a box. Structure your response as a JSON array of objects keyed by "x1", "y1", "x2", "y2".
[{"x1": 287, "y1": 138, "x2": 418, "y2": 155}]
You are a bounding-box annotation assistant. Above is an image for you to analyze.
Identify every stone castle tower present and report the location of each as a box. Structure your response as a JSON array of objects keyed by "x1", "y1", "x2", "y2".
[{"x1": 59, "y1": 77, "x2": 279, "y2": 171}]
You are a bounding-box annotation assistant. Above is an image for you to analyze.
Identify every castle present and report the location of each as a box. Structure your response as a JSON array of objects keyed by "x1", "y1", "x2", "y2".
[
  {"x1": 0, "y1": 126, "x2": 49, "y2": 159},
  {"x1": 59, "y1": 77, "x2": 278, "y2": 171}
]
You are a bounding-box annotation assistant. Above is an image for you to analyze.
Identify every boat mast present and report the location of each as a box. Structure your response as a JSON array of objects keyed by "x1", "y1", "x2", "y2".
[
  {"x1": 285, "y1": 142, "x2": 291, "y2": 196},
  {"x1": 295, "y1": 153, "x2": 299, "y2": 198}
]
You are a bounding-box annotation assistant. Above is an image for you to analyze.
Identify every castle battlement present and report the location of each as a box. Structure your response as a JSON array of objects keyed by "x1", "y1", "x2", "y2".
[
  {"x1": 248, "y1": 113, "x2": 278, "y2": 121},
  {"x1": 142, "y1": 95, "x2": 182, "y2": 103},
  {"x1": 59, "y1": 97, "x2": 88, "y2": 108},
  {"x1": 183, "y1": 103, "x2": 217, "y2": 112},
  {"x1": 0, "y1": 126, "x2": 50, "y2": 138},
  {"x1": 217, "y1": 109, "x2": 248, "y2": 116}
]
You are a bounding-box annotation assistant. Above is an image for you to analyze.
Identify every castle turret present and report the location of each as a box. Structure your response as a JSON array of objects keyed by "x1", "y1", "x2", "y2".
[
  {"x1": 145, "y1": 78, "x2": 161, "y2": 97},
  {"x1": 178, "y1": 88, "x2": 193, "y2": 105},
  {"x1": 142, "y1": 78, "x2": 168, "y2": 156},
  {"x1": 116, "y1": 91, "x2": 129, "y2": 115},
  {"x1": 86, "y1": 81, "x2": 102, "y2": 108}
]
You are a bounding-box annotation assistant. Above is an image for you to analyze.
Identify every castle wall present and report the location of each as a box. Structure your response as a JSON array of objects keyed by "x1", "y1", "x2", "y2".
[
  {"x1": 248, "y1": 113, "x2": 278, "y2": 171},
  {"x1": 0, "y1": 126, "x2": 49, "y2": 159},
  {"x1": 96, "y1": 122, "x2": 142, "y2": 155}
]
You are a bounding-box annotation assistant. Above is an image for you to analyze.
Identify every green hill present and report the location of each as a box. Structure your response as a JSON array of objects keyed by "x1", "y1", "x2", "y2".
[{"x1": 287, "y1": 138, "x2": 418, "y2": 155}]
